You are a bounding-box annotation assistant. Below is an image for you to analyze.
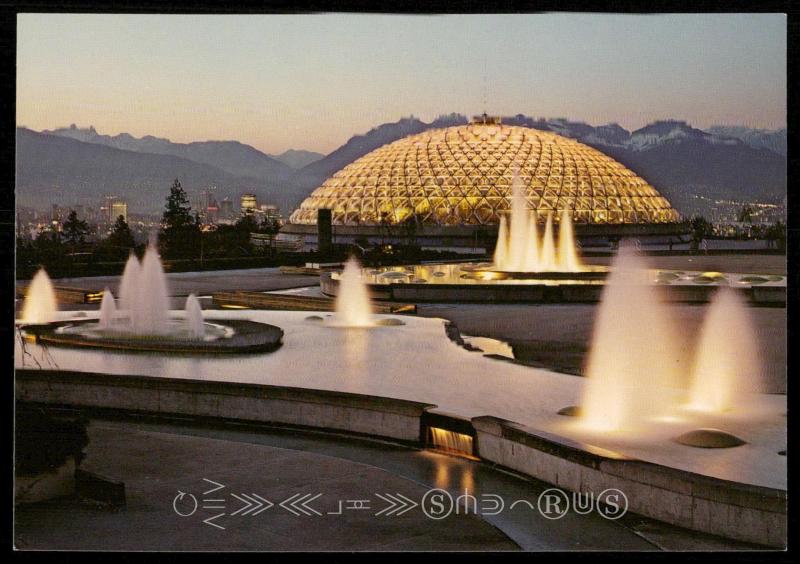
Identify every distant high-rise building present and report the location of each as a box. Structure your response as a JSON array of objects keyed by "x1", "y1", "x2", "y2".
[
  {"x1": 110, "y1": 201, "x2": 128, "y2": 223},
  {"x1": 100, "y1": 195, "x2": 119, "y2": 224},
  {"x1": 206, "y1": 204, "x2": 219, "y2": 223},
  {"x1": 241, "y1": 193, "x2": 257, "y2": 214},
  {"x1": 200, "y1": 189, "x2": 219, "y2": 223}
]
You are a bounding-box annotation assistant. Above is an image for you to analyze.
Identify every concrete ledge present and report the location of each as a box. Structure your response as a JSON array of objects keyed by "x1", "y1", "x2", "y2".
[
  {"x1": 15, "y1": 369, "x2": 434, "y2": 443},
  {"x1": 473, "y1": 416, "x2": 786, "y2": 547}
]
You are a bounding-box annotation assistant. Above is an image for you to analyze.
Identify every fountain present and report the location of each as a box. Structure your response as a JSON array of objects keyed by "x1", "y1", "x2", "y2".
[
  {"x1": 118, "y1": 252, "x2": 141, "y2": 318},
  {"x1": 21, "y1": 268, "x2": 58, "y2": 324},
  {"x1": 579, "y1": 243, "x2": 683, "y2": 432},
  {"x1": 97, "y1": 288, "x2": 117, "y2": 330},
  {"x1": 523, "y1": 211, "x2": 540, "y2": 271},
  {"x1": 185, "y1": 294, "x2": 205, "y2": 340},
  {"x1": 540, "y1": 212, "x2": 556, "y2": 270},
  {"x1": 333, "y1": 257, "x2": 375, "y2": 327},
  {"x1": 134, "y1": 244, "x2": 170, "y2": 335},
  {"x1": 558, "y1": 244, "x2": 765, "y2": 448},
  {"x1": 557, "y1": 208, "x2": 581, "y2": 272},
  {"x1": 506, "y1": 177, "x2": 529, "y2": 271},
  {"x1": 492, "y1": 215, "x2": 509, "y2": 270},
  {"x1": 687, "y1": 286, "x2": 762, "y2": 413},
  {"x1": 18, "y1": 240, "x2": 283, "y2": 354},
  {"x1": 486, "y1": 173, "x2": 585, "y2": 274}
]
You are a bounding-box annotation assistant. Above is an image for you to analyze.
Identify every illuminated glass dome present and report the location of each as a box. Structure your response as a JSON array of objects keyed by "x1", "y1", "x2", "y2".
[{"x1": 290, "y1": 117, "x2": 680, "y2": 226}]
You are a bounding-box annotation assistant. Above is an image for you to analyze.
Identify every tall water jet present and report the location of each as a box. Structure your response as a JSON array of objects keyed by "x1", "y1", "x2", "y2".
[
  {"x1": 557, "y1": 208, "x2": 581, "y2": 272},
  {"x1": 506, "y1": 175, "x2": 529, "y2": 271},
  {"x1": 580, "y1": 243, "x2": 683, "y2": 432},
  {"x1": 687, "y1": 287, "x2": 761, "y2": 412},
  {"x1": 334, "y1": 257, "x2": 374, "y2": 327},
  {"x1": 493, "y1": 215, "x2": 509, "y2": 271},
  {"x1": 540, "y1": 212, "x2": 556, "y2": 270},
  {"x1": 523, "y1": 211, "x2": 540, "y2": 271},
  {"x1": 98, "y1": 288, "x2": 117, "y2": 329},
  {"x1": 135, "y1": 244, "x2": 170, "y2": 335},
  {"x1": 185, "y1": 294, "x2": 205, "y2": 340},
  {"x1": 119, "y1": 252, "x2": 141, "y2": 320},
  {"x1": 489, "y1": 176, "x2": 584, "y2": 273},
  {"x1": 20, "y1": 268, "x2": 58, "y2": 324}
]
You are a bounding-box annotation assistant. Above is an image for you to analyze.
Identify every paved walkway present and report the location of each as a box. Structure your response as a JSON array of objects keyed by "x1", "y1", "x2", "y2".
[
  {"x1": 15, "y1": 422, "x2": 518, "y2": 551},
  {"x1": 49, "y1": 267, "x2": 318, "y2": 297},
  {"x1": 582, "y1": 254, "x2": 786, "y2": 276},
  {"x1": 15, "y1": 419, "x2": 758, "y2": 551}
]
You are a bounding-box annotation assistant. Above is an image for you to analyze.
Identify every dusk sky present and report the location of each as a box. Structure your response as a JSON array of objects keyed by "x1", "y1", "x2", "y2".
[{"x1": 17, "y1": 13, "x2": 786, "y2": 155}]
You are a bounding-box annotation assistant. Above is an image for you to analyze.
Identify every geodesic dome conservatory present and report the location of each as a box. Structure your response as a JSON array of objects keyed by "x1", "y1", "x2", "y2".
[{"x1": 289, "y1": 117, "x2": 680, "y2": 228}]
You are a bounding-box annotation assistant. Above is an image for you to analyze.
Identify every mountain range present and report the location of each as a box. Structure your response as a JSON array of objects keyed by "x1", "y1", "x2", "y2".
[
  {"x1": 44, "y1": 125, "x2": 325, "y2": 171},
  {"x1": 17, "y1": 114, "x2": 786, "y2": 217}
]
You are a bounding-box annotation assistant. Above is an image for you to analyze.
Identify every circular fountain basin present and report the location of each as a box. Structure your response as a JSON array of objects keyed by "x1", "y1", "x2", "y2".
[
  {"x1": 321, "y1": 263, "x2": 786, "y2": 305},
  {"x1": 23, "y1": 318, "x2": 283, "y2": 355}
]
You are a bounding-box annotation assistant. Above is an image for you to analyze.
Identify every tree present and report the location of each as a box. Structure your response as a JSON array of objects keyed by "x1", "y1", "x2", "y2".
[
  {"x1": 62, "y1": 210, "x2": 90, "y2": 245},
  {"x1": 259, "y1": 215, "x2": 281, "y2": 236},
  {"x1": 160, "y1": 178, "x2": 201, "y2": 258},
  {"x1": 765, "y1": 220, "x2": 786, "y2": 250},
  {"x1": 689, "y1": 215, "x2": 713, "y2": 252},
  {"x1": 162, "y1": 178, "x2": 193, "y2": 230},
  {"x1": 106, "y1": 215, "x2": 135, "y2": 250},
  {"x1": 235, "y1": 213, "x2": 259, "y2": 233}
]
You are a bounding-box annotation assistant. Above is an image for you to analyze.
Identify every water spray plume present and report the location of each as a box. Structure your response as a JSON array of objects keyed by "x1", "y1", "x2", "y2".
[
  {"x1": 20, "y1": 268, "x2": 58, "y2": 324},
  {"x1": 580, "y1": 243, "x2": 682, "y2": 432},
  {"x1": 334, "y1": 256, "x2": 374, "y2": 327},
  {"x1": 688, "y1": 287, "x2": 762, "y2": 413}
]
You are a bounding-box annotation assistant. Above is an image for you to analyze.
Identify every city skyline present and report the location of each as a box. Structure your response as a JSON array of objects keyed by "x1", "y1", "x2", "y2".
[{"x1": 17, "y1": 13, "x2": 787, "y2": 155}]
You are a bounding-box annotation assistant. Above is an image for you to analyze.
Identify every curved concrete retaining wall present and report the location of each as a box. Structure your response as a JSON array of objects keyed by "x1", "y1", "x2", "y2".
[
  {"x1": 15, "y1": 370, "x2": 432, "y2": 443},
  {"x1": 15, "y1": 369, "x2": 786, "y2": 547},
  {"x1": 473, "y1": 416, "x2": 786, "y2": 548}
]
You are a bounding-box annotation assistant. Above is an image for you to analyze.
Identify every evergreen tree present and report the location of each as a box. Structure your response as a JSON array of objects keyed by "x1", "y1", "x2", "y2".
[
  {"x1": 162, "y1": 178, "x2": 194, "y2": 230},
  {"x1": 689, "y1": 215, "x2": 713, "y2": 251},
  {"x1": 107, "y1": 215, "x2": 135, "y2": 250},
  {"x1": 62, "y1": 210, "x2": 90, "y2": 245},
  {"x1": 160, "y1": 178, "x2": 200, "y2": 258}
]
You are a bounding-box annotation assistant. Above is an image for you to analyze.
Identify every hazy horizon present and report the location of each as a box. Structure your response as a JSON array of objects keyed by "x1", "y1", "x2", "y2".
[{"x1": 17, "y1": 13, "x2": 787, "y2": 155}]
